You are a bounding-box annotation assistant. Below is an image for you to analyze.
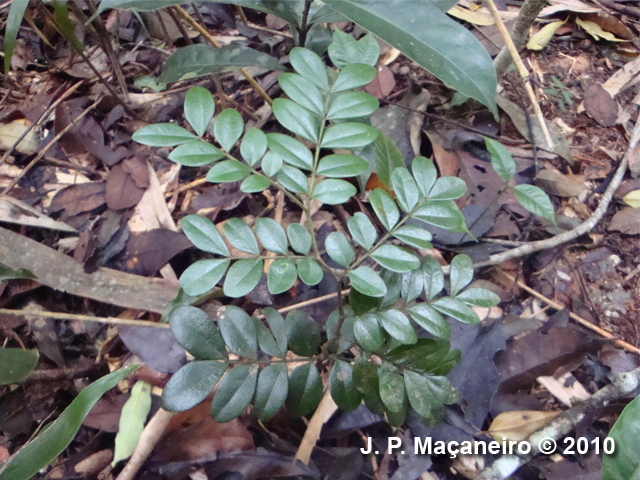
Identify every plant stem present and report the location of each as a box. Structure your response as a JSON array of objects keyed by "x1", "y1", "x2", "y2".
[{"x1": 298, "y1": 0, "x2": 315, "y2": 47}]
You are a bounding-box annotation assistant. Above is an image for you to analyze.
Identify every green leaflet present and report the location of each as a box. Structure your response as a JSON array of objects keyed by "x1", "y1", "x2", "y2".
[
  {"x1": 0, "y1": 348, "x2": 39, "y2": 385},
  {"x1": 112, "y1": 381, "x2": 152, "y2": 466}
]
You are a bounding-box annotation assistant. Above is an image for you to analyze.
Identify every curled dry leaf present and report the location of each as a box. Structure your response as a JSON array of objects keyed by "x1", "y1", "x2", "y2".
[{"x1": 487, "y1": 410, "x2": 560, "y2": 442}]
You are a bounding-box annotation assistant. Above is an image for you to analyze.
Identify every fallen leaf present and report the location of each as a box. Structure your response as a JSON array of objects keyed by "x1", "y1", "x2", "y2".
[
  {"x1": 534, "y1": 169, "x2": 587, "y2": 197},
  {"x1": 527, "y1": 20, "x2": 566, "y2": 50},
  {"x1": 106, "y1": 162, "x2": 147, "y2": 210},
  {"x1": 622, "y1": 190, "x2": 640, "y2": 208},
  {"x1": 118, "y1": 324, "x2": 186, "y2": 374},
  {"x1": 49, "y1": 182, "x2": 107, "y2": 216},
  {"x1": 629, "y1": 143, "x2": 640, "y2": 178},
  {"x1": 0, "y1": 119, "x2": 39, "y2": 154},
  {"x1": 584, "y1": 83, "x2": 618, "y2": 127},
  {"x1": 576, "y1": 17, "x2": 630, "y2": 42},
  {"x1": 577, "y1": 12, "x2": 635, "y2": 41},
  {"x1": 119, "y1": 228, "x2": 193, "y2": 276},
  {"x1": 608, "y1": 208, "x2": 640, "y2": 234},
  {"x1": 366, "y1": 64, "x2": 395, "y2": 99},
  {"x1": 0, "y1": 196, "x2": 77, "y2": 232},
  {"x1": 448, "y1": 5, "x2": 494, "y2": 26},
  {"x1": 488, "y1": 410, "x2": 560, "y2": 442}
]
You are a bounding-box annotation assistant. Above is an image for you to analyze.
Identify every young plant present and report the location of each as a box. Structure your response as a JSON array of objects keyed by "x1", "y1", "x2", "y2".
[
  {"x1": 542, "y1": 75, "x2": 574, "y2": 114},
  {"x1": 132, "y1": 45, "x2": 539, "y2": 427}
]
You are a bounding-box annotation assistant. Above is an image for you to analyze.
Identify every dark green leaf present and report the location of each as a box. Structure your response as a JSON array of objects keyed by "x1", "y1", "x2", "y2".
[
  {"x1": 374, "y1": 133, "x2": 405, "y2": 188},
  {"x1": 214, "y1": 108, "x2": 244, "y2": 151},
  {"x1": 267, "y1": 259, "x2": 298, "y2": 294},
  {"x1": 514, "y1": 184, "x2": 556, "y2": 225},
  {"x1": 385, "y1": 338, "x2": 451, "y2": 373},
  {"x1": 455, "y1": 288, "x2": 500, "y2": 307},
  {"x1": 349, "y1": 266, "x2": 387, "y2": 298},
  {"x1": 159, "y1": 44, "x2": 285, "y2": 84},
  {"x1": 353, "y1": 359, "x2": 386, "y2": 415},
  {"x1": 311, "y1": 179, "x2": 356, "y2": 205},
  {"x1": 286, "y1": 310, "x2": 321, "y2": 356},
  {"x1": 261, "y1": 151, "x2": 283, "y2": 177},
  {"x1": 262, "y1": 307, "x2": 288, "y2": 356},
  {"x1": 168, "y1": 141, "x2": 225, "y2": 166},
  {"x1": 267, "y1": 133, "x2": 313, "y2": 170},
  {"x1": 132, "y1": 123, "x2": 196, "y2": 147},
  {"x1": 287, "y1": 362, "x2": 323, "y2": 417},
  {"x1": 421, "y1": 256, "x2": 444, "y2": 301},
  {"x1": 240, "y1": 174, "x2": 270, "y2": 193},
  {"x1": 317, "y1": 154, "x2": 369, "y2": 178},
  {"x1": 289, "y1": 47, "x2": 328, "y2": 91},
  {"x1": 432, "y1": 297, "x2": 480, "y2": 324},
  {"x1": 179, "y1": 259, "x2": 230, "y2": 296},
  {"x1": 330, "y1": 360, "x2": 362, "y2": 411},
  {"x1": 450, "y1": 254, "x2": 474, "y2": 296},
  {"x1": 603, "y1": 394, "x2": 640, "y2": 480},
  {"x1": 349, "y1": 289, "x2": 381, "y2": 315},
  {"x1": 393, "y1": 225, "x2": 433, "y2": 249},
  {"x1": 392, "y1": 167, "x2": 420, "y2": 212},
  {"x1": 3, "y1": 0, "x2": 28, "y2": 73},
  {"x1": 381, "y1": 270, "x2": 402, "y2": 309},
  {"x1": 379, "y1": 366, "x2": 405, "y2": 412},
  {"x1": 325, "y1": 231, "x2": 356, "y2": 268},
  {"x1": 211, "y1": 365, "x2": 258, "y2": 423},
  {"x1": 241, "y1": 128, "x2": 268, "y2": 166},
  {"x1": 272, "y1": 99, "x2": 320, "y2": 143},
  {"x1": 276, "y1": 165, "x2": 309, "y2": 194},
  {"x1": 253, "y1": 317, "x2": 284, "y2": 358},
  {"x1": 223, "y1": 218, "x2": 260, "y2": 255},
  {"x1": 0, "y1": 263, "x2": 36, "y2": 282},
  {"x1": 332, "y1": 63, "x2": 377, "y2": 92},
  {"x1": 428, "y1": 176, "x2": 467, "y2": 201},
  {"x1": 353, "y1": 314, "x2": 385, "y2": 351},
  {"x1": 0, "y1": 348, "x2": 38, "y2": 385},
  {"x1": 413, "y1": 200, "x2": 466, "y2": 231},
  {"x1": 297, "y1": 258, "x2": 324, "y2": 285},
  {"x1": 401, "y1": 269, "x2": 423, "y2": 304},
  {"x1": 321, "y1": 123, "x2": 378, "y2": 149},
  {"x1": 408, "y1": 304, "x2": 450, "y2": 338},
  {"x1": 404, "y1": 370, "x2": 458, "y2": 420},
  {"x1": 411, "y1": 156, "x2": 437, "y2": 197},
  {"x1": 279, "y1": 73, "x2": 325, "y2": 116},
  {"x1": 170, "y1": 306, "x2": 227, "y2": 360},
  {"x1": 181, "y1": 214, "x2": 229, "y2": 256},
  {"x1": 161, "y1": 360, "x2": 227, "y2": 412},
  {"x1": 370, "y1": 188, "x2": 399, "y2": 230},
  {"x1": 347, "y1": 212, "x2": 377, "y2": 250},
  {"x1": 371, "y1": 245, "x2": 420, "y2": 273},
  {"x1": 328, "y1": 30, "x2": 380, "y2": 68},
  {"x1": 484, "y1": 137, "x2": 516, "y2": 181},
  {"x1": 223, "y1": 259, "x2": 263, "y2": 298},
  {"x1": 379, "y1": 309, "x2": 417, "y2": 344},
  {"x1": 321, "y1": 0, "x2": 497, "y2": 114},
  {"x1": 184, "y1": 86, "x2": 215, "y2": 137},
  {"x1": 287, "y1": 223, "x2": 312, "y2": 255},
  {"x1": 254, "y1": 218, "x2": 288, "y2": 254},
  {"x1": 253, "y1": 364, "x2": 288, "y2": 421},
  {"x1": 206, "y1": 159, "x2": 251, "y2": 183},
  {"x1": 218, "y1": 305, "x2": 258, "y2": 359},
  {"x1": 327, "y1": 92, "x2": 379, "y2": 120},
  {"x1": 325, "y1": 310, "x2": 356, "y2": 354},
  {"x1": 0, "y1": 366, "x2": 138, "y2": 480}
]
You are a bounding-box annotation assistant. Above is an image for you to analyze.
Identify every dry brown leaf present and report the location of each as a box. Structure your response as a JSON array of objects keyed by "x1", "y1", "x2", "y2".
[
  {"x1": 534, "y1": 169, "x2": 587, "y2": 197},
  {"x1": 0, "y1": 119, "x2": 39, "y2": 154},
  {"x1": 365, "y1": 65, "x2": 395, "y2": 99},
  {"x1": 608, "y1": 208, "x2": 640, "y2": 234},
  {"x1": 488, "y1": 410, "x2": 560, "y2": 442},
  {"x1": 295, "y1": 388, "x2": 338, "y2": 464},
  {"x1": 50, "y1": 182, "x2": 107, "y2": 216},
  {"x1": 106, "y1": 162, "x2": 147, "y2": 210},
  {"x1": 584, "y1": 84, "x2": 618, "y2": 127}
]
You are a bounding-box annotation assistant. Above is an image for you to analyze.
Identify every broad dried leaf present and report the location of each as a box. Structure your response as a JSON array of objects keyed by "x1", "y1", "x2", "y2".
[{"x1": 488, "y1": 410, "x2": 560, "y2": 442}]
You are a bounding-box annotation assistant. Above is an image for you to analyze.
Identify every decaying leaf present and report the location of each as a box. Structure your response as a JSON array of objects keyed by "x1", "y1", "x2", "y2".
[
  {"x1": 575, "y1": 17, "x2": 630, "y2": 42},
  {"x1": 622, "y1": 190, "x2": 640, "y2": 209},
  {"x1": 0, "y1": 119, "x2": 39, "y2": 154},
  {"x1": 49, "y1": 182, "x2": 107, "y2": 217},
  {"x1": 608, "y1": 208, "x2": 640, "y2": 234},
  {"x1": 365, "y1": 65, "x2": 395, "y2": 99},
  {"x1": 106, "y1": 159, "x2": 149, "y2": 210},
  {"x1": 576, "y1": 12, "x2": 635, "y2": 42},
  {"x1": 119, "y1": 228, "x2": 193, "y2": 276},
  {"x1": 527, "y1": 20, "x2": 567, "y2": 51},
  {"x1": 534, "y1": 169, "x2": 587, "y2": 197},
  {"x1": 488, "y1": 410, "x2": 560, "y2": 442},
  {"x1": 0, "y1": 196, "x2": 77, "y2": 232},
  {"x1": 583, "y1": 83, "x2": 618, "y2": 127}
]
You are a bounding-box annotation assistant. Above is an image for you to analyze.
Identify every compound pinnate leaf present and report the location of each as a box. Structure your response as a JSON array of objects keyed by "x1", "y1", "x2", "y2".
[
  {"x1": 432, "y1": 297, "x2": 480, "y2": 324},
  {"x1": 206, "y1": 159, "x2": 251, "y2": 183},
  {"x1": 413, "y1": 200, "x2": 466, "y2": 231},
  {"x1": 371, "y1": 245, "x2": 420, "y2": 273},
  {"x1": 347, "y1": 212, "x2": 377, "y2": 250},
  {"x1": 412, "y1": 156, "x2": 437, "y2": 197},
  {"x1": 214, "y1": 108, "x2": 244, "y2": 151},
  {"x1": 240, "y1": 128, "x2": 268, "y2": 166},
  {"x1": 370, "y1": 188, "x2": 400, "y2": 230},
  {"x1": 290, "y1": 47, "x2": 329, "y2": 91},
  {"x1": 327, "y1": 91, "x2": 379, "y2": 120},
  {"x1": 353, "y1": 314, "x2": 385, "y2": 351},
  {"x1": 312, "y1": 179, "x2": 357, "y2": 205},
  {"x1": 218, "y1": 305, "x2": 258, "y2": 359},
  {"x1": 272, "y1": 98, "x2": 320, "y2": 143},
  {"x1": 161, "y1": 360, "x2": 227, "y2": 412},
  {"x1": 330, "y1": 360, "x2": 362, "y2": 411},
  {"x1": 422, "y1": 256, "x2": 444, "y2": 301},
  {"x1": 484, "y1": 136, "x2": 516, "y2": 181},
  {"x1": 278, "y1": 73, "x2": 325, "y2": 116},
  {"x1": 211, "y1": 365, "x2": 258, "y2": 423},
  {"x1": 254, "y1": 218, "x2": 288, "y2": 255},
  {"x1": 223, "y1": 218, "x2": 260, "y2": 255},
  {"x1": 168, "y1": 140, "x2": 225, "y2": 166},
  {"x1": 180, "y1": 259, "x2": 230, "y2": 296},
  {"x1": 253, "y1": 364, "x2": 289, "y2": 421},
  {"x1": 325, "y1": 231, "x2": 356, "y2": 268},
  {"x1": 296, "y1": 258, "x2": 323, "y2": 285},
  {"x1": 379, "y1": 367, "x2": 405, "y2": 413},
  {"x1": 287, "y1": 223, "x2": 312, "y2": 255},
  {"x1": 393, "y1": 225, "x2": 432, "y2": 249},
  {"x1": 375, "y1": 133, "x2": 405, "y2": 188},
  {"x1": 240, "y1": 174, "x2": 270, "y2": 193},
  {"x1": 184, "y1": 86, "x2": 215, "y2": 137},
  {"x1": 181, "y1": 214, "x2": 229, "y2": 257},
  {"x1": 317, "y1": 154, "x2": 369, "y2": 178},
  {"x1": 321, "y1": 123, "x2": 379, "y2": 149},
  {"x1": 169, "y1": 306, "x2": 227, "y2": 360},
  {"x1": 286, "y1": 310, "x2": 322, "y2": 356},
  {"x1": 455, "y1": 288, "x2": 500, "y2": 307},
  {"x1": 450, "y1": 254, "x2": 474, "y2": 296},
  {"x1": 276, "y1": 165, "x2": 308, "y2": 194},
  {"x1": 332, "y1": 63, "x2": 377, "y2": 92},
  {"x1": 267, "y1": 133, "x2": 313, "y2": 170},
  {"x1": 132, "y1": 123, "x2": 196, "y2": 147},
  {"x1": 267, "y1": 259, "x2": 298, "y2": 294},
  {"x1": 408, "y1": 304, "x2": 450, "y2": 339},
  {"x1": 428, "y1": 176, "x2": 467, "y2": 201},
  {"x1": 392, "y1": 167, "x2": 420, "y2": 212},
  {"x1": 287, "y1": 362, "x2": 323, "y2": 417},
  {"x1": 261, "y1": 151, "x2": 283, "y2": 177},
  {"x1": 262, "y1": 307, "x2": 288, "y2": 356},
  {"x1": 223, "y1": 259, "x2": 263, "y2": 298},
  {"x1": 514, "y1": 184, "x2": 556, "y2": 225},
  {"x1": 379, "y1": 309, "x2": 417, "y2": 345},
  {"x1": 349, "y1": 266, "x2": 387, "y2": 297},
  {"x1": 329, "y1": 30, "x2": 380, "y2": 68}
]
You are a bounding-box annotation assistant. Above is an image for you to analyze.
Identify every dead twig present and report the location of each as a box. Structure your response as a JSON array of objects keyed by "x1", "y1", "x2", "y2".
[{"x1": 0, "y1": 309, "x2": 171, "y2": 329}]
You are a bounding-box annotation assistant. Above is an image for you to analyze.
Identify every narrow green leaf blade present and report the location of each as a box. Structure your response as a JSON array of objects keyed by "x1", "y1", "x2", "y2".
[
  {"x1": 332, "y1": 63, "x2": 377, "y2": 92},
  {"x1": 428, "y1": 176, "x2": 467, "y2": 201},
  {"x1": 169, "y1": 141, "x2": 225, "y2": 166},
  {"x1": 393, "y1": 225, "x2": 433, "y2": 249},
  {"x1": 375, "y1": 133, "x2": 405, "y2": 188},
  {"x1": 370, "y1": 188, "x2": 399, "y2": 230},
  {"x1": 272, "y1": 99, "x2": 320, "y2": 143},
  {"x1": 353, "y1": 314, "x2": 385, "y2": 351},
  {"x1": 412, "y1": 156, "x2": 437, "y2": 197},
  {"x1": 206, "y1": 159, "x2": 251, "y2": 183},
  {"x1": 211, "y1": 365, "x2": 258, "y2": 423},
  {"x1": 285, "y1": 310, "x2": 322, "y2": 356},
  {"x1": 317, "y1": 154, "x2": 369, "y2": 178},
  {"x1": 379, "y1": 309, "x2": 417, "y2": 345},
  {"x1": 261, "y1": 151, "x2": 283, "y2": 177},
  {"x1": 279, "y1": 73, "x2": 325, "y2": 116},
  {"x1": 241, "y1": 128, "x2": 268, "y2": 166},
  {"x1": 329, "y1": 30, "x2": 380, "y2": 68},
  {"x1": 325, "y1": 231, "x2": 356, "y2": 268},
  {"x1": 297, "y1": 258, "x2": 323, "y2": 286},
  {"x1": 327, "y1": 92, "x2": 379, "y2": 120},
  {"x1": 432, "y1": 297, "x2": 480, "y2": 324},
  {"x1": 240, "y1": 174, "x2": 270, "y2": 193},
  {"x1": 408, "y1": 304, "x2": 450, "y2": 339},
  {"x1": 276, "y1": 165, "x2": 308, "y2": 194},
  {"x1": 413, "y1": 200, "x2": 466, "y2": 231},
  {"x1": 287, "y1": 362, "x2": 323, "y2": 417},
  {"x1": 484, "y1": 137, "x2": 516, "y2": 181},
  {"x1": 392, "y1": 167, "x2": 420, "y2": 212},
  {"x1": 379, "y1": 367, "x2": 405, "y2": 413},
  {"x1": 289, "y1": 47, "x2": 328, "y2": 91},
  {"x1": 450, "y1": 254, "x2": 474, "y2": 296},
  {"x1": 267, "y1": 133, "x2": 313, "y2": 170},
  {"x1": 455, "y1": 288, "x2": 501, "y2": 307},
  {"x1": 422, "y1": 256, "x2": 444, "y2": 301},
  {"x1": 263, "y1": 307, "x2": 288, "y2": 355},
  {"x1": 287, "y1": 223, "x2": 312, "y2": 255}
]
